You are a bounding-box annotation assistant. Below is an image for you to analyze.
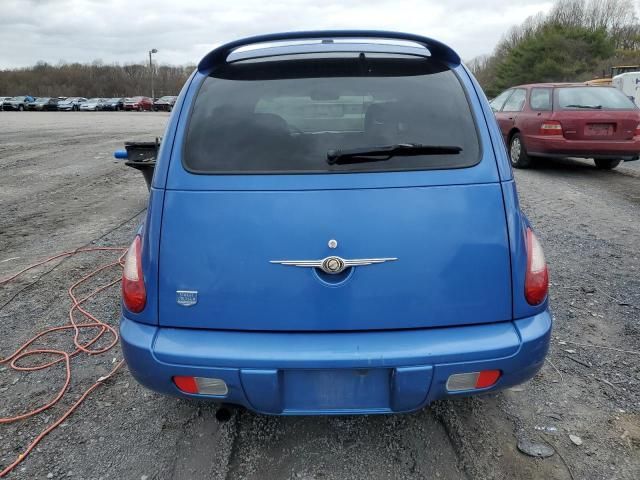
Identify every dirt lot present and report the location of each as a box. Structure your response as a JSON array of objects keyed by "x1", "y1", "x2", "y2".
[{"x1": 0, "y1": 111, "x2": 639, "y2": 479}]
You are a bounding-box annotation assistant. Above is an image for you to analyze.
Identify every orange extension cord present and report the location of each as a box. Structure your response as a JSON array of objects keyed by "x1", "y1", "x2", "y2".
[{"x1": 0, "y1": 247, "x2": 127, "y2": 477}]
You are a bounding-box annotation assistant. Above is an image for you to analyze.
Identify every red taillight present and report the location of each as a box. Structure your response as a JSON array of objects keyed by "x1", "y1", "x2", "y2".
[
  {"x1": 634, "y1": 123, "x2": 640, "y2": 137},
  {"x1": 122, "y1": 235, "x2": 146, "y2": 312},
  {"x1": 525, "y1": 228, "x2": 548, "y2": 305},
  {"x1": 540, "y1": 121, "x2": 563, "y2": 136}
]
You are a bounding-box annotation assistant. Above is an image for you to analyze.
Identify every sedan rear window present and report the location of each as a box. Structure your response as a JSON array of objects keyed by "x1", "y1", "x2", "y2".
[
  {"x1": 557, "y1": 87, "x2": 636, "y2": 110},
  {"x1": 184, "y1": 54, "x2": 480, "y2": 174}
]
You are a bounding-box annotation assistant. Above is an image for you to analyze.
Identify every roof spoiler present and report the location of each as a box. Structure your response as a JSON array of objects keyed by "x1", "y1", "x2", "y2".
[{"x1": 197, "y1": 30, "x2": 461, "y2": 73}]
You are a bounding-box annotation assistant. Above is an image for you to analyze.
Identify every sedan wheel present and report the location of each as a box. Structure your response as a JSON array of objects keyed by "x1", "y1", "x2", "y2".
[
  {"x1": 509, "y1": 133, "x2": 532, "y2": 169},
  {"x1": 594, "y1": 159, "x2": 621, "y2": 170},
  {"x1": 18, "y1": 105, "x2": 24, "y2": 111}
]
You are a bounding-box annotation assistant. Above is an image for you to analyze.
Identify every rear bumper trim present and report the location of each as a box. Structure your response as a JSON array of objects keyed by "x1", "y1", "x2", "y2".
[
  {"x1": 120, "y1": 311, "x2": 551, "y2": 414},
  {"x1": 525, "y1": 134, "x2": 640, "y2": 160}
]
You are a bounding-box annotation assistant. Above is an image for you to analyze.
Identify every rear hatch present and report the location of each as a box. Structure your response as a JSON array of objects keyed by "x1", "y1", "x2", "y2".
[
  {"x1": 554, "y1": 86, "x2": 639, "y2": 141},
  {"x1": 158, "y1": 53, "x2": 512, "y2": 331}
]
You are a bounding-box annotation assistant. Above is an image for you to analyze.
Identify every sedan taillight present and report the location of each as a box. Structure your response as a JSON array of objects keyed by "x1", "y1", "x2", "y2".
[
  {"x1": 524, "y1": 228, "x2": 548, "y2": 305},
  {"x1": 540, "y1": 121, "x2": 563, "y2": 136},
  {"x1": 634, "y1": 123, "x2": 640, "y2": 137}
]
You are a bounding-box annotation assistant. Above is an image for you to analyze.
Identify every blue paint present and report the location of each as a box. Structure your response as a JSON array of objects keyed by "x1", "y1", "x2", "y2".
[
  {"x1": 120, "y1": 31, "x2": 551, "y2": 415},
  {"x1": 113, "y1": 150, "x2": 128, "y2": 159},
  {"x1": 120, "y1": 310, "x2": 551, "y2": 414}
]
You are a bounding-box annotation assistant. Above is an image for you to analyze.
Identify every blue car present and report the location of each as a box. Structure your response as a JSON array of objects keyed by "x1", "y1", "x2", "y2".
[{"x1": 119, "y1": 31, "x2": 551, "y2": 415}]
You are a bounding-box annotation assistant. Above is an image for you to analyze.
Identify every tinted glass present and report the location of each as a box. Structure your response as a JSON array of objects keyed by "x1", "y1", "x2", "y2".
[
  {"x1": 530, "y1": 88, "x2": 552, "y2": 110},
  {"x1": 502, "y1": 89, "x2": 526, "y2": 111},
  {"x1": 489, "y1": 89, "x2": 512, "y2": 111},
  {"x1": 557, "y1": 87, "x2": 636, "y2": 110},
  {"x1": 184, "y1": 54, "x2": 480, "y2": 174}
]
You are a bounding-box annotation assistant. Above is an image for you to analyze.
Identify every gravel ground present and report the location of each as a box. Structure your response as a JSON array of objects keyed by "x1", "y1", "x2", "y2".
[{"x1": 0, "y1": 112, "x2": 638, "y2": 479}]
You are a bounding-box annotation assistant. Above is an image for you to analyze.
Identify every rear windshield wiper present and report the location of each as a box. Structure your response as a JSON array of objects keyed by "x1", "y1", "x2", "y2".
[
  {"x1": 564, "y1": 104, "x2": 603, "y2": 109},
  {"x1": 327, "y1": 143, "x2": 463, "y2": 165}
]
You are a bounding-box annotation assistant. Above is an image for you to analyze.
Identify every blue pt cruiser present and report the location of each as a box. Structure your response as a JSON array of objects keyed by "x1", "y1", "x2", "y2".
[{"x1": 120, "y1": 31, "x2": 551, "y2": 415}]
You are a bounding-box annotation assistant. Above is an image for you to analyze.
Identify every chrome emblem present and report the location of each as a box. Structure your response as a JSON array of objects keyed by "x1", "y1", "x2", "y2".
[
  {"x1": 270, "y1": 256, "x2": 397, "y2": 275},
  {"x1": 176, "y1": 290, "x2": 198, "y2": 307},
  {"x1": 328, "y1": 239, "x2": 338, "y2": 249}
]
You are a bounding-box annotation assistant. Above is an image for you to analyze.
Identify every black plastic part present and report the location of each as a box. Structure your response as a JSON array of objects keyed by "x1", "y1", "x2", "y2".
[{"x1": 122, "y1": 139, "x2": 160, "y2": 191}]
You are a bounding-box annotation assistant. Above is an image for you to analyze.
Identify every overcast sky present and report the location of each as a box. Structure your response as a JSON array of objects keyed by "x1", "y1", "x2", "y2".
[{"x1": 1, "y1": 0, "x2": 555, "y2": 69}]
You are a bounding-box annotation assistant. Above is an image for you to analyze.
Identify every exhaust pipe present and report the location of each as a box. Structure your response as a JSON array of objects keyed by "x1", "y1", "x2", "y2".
[{"x1": 215, "y1": 405, "x2": 234, "y2": 422}]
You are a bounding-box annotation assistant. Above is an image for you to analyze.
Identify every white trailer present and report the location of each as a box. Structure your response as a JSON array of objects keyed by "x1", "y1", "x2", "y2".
[{"x1": 612, "y1": 72, "x2": 640, "y2": 108}]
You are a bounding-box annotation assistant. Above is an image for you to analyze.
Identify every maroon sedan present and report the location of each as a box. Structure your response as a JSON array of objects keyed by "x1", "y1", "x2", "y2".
[
  {"x1": 490, "y1": 83, "x2": 640, "y2": 169},
  {"x1": 123, "y1": 96, "x2": 154, "y2": 111}
]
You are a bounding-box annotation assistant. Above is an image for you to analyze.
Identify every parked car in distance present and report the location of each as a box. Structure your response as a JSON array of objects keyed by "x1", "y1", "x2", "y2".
[
  {"x1": 2, "y1": 96, "x2": 35, "y2": 111},
  {"x1": 27, "y1": 97, "x2": 59, "y2": 111},
  {"x1": 490, "y1": 83, "x2": 640, "y2": 169},
  {"x1": 124, "y1": 96, "x2": 153, "y2": 111},
  {"x1": 0, "y1": 97, "x2": 12, "y2": 109},
  {"x1": 80, "y1": 98, "x2": 107, "y2": 111},
  {"x1": 57, "y1": 97, "x2": 87, "y2": 111},
  {"x1": 119, "y1": 31, "x2": 552, "y2": 416},
  {"x1": 153, "y1": 95, "x2": 177, "y2": 111},
  {"x1": 101, "y1": 97, "x2": 124, "y2": 111}
]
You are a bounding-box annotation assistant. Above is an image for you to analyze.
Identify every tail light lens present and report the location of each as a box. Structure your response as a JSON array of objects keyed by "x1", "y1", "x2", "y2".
[
  {"x1": 540, "y1": 121, "x2": 563, "y2": 136},
  {"x1": 446, "y1": 370, "x2": 502, "y2": 391},
  {"x1": 122, "y1": 235, "x2": 146, "y2": 312},
  {"x1": 525, "y1": 228, "x2": 548, "y2": 305},
  {"x1": 173, "y1": 376, "x2": 228, "y2": 395},
  {"x1": 634, "y1": 123, "x2": 640, "y2": 137}
]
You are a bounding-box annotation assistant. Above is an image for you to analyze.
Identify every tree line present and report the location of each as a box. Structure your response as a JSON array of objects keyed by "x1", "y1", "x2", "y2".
[
  {"x1": 469, "y1": 0, "x2": 640, "y2": 97},
  {"x1": 0, "y1": 61, "x2": 195, "y2": 98}
]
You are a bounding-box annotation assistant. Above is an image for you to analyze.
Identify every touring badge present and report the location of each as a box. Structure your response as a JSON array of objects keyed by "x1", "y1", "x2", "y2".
[{"x1": 176, "y1": 290, "x2": 198, "y2": 307}]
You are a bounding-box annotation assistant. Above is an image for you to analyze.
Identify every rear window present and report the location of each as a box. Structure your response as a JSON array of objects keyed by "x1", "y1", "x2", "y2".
[
  {"x1": 556, "y1": 87, "x2": 636, "y2": 110},
  {"x1": 184, "y1": 54, "x2": 480, "y2": 174}
]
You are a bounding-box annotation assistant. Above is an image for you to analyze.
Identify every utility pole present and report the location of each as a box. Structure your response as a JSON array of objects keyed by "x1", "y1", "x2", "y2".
[{"x1": 149, "y1": 48, "x2": 158, "y2": 100}]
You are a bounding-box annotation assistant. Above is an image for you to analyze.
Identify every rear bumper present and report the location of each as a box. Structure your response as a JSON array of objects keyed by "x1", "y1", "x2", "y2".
[
  {"x1": 120, "y1": 310, "x2": 552, "y2": 415},
  {"x1": 526, "y1": 134, "x2": 640, "y2": 160}
]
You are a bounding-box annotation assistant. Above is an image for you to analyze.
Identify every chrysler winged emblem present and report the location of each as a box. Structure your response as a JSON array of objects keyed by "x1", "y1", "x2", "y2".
[{"x1": 270, "y1": 256, "x2": 397, "y2": 275}]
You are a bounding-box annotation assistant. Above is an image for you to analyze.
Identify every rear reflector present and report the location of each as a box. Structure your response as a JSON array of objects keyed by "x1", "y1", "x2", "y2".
[
  {"x1": 173, "y1": 376, "x2": 228, "y2": 396},
  {"x1": 540, "y1": 121, "x2": 563, "y2": 136},
  {"x1": 173, "y1": 376, "x2": 198, "y2": 394},
  {"x1": 446, "y1": 370, "x2": 501, "y2": 392}
]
